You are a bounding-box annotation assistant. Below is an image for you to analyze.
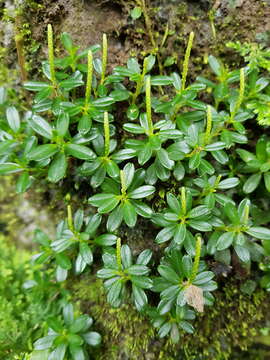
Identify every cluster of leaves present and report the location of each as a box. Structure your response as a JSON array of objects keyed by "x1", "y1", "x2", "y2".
[
  {"x1": 0, "y1": 235, "x2": 57, "y2": 359},
  {"x1": 32, "y1": 303, "x2": 101, "y2": 360},
  {"x1": 1, "y1": 25, "x2": 270, "y2": 347}
]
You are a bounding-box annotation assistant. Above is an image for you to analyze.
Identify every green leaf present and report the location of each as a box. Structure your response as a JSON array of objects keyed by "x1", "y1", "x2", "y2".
[
  {"x1": 95, "y1": 234, "x2": 117, "y2": 246},
  {"x1": 65, "y1": 144, "x2": 96, "y2": 160},
  {"x1": 79, "y1": 242, "x2": 93, "y2": 265},
  {"x1": 123, "y1": 201, "x2": 137, "y2": 227},
  {"x1": 208, "y1": 55, "x2": 222, "y2": 76},
  {"x1": 151, "y1": 76, "x2": 173, "y2": 86},
  {"x1": 61, "y1": 32, "x2": 73, "y2": 51},
  {"x1": 127, "y1": 264, "x2": 149, "y2": 275},
  {"x1": 173, "y1": 223, "x2": 186, "y2": 245},
  {"x1": 131, "y1": 275, "x2": 153, "y2": 289},
  {"x1": 217, "y1": 232, "x2": 235, "y2": 251},
  {"x1": 107, "y1": 280, "x2": 122, "y2": 306},
  {"x1": 188, "y1": 205, "x2": 210, "y2": 219},
  {"x1": 28, "y1": 144, "x2": 59, "y2": 161},
  {"x1": 217, "y1": 177, "x2": 240, "y2": 189},
  {"x1": 28, "y1": 115, "x2": 53, "y2": 139},
  {"x1": 69, "y1": 345, "x2": 85, "y2": 360},
  {"x1": 83, "y1": 331, "x2": 101, "y2": 346},
  {"x1": 121, "y1": 244, "x2": 132, "y2": 268},
  {"x1": 60, "y1": 71, "x2": 84, "y2": 90},
  {"x1": 133, "y1": 285, "x2": 148, "y2": 310},
  {"x1": 179, "y1": 320, "x2": 194, "y2": 334},
  {"x1": 156, "y1": 226, "x2": 175, "y2": 244},
  {"x1": 16, "y1": 172, "x2": 32, "y2": 193},
  {"x1": 74, "y1": 209, "x2": 84, "y2": 231},
  {"x1": 51, "y1": 238, "x2": 73, "y2": 252},
  {"x1": 166, "y1": 193, "x2": 181, "y2": 214},
  {"x1": 56, "y1": 113, "x2": 69, "y2": 137},
  {"x1": 34, "y1": 335, "x2": 57, "y2": 350},
  {"x1": 127, "y1": 104, "x2": 139, "y2": 120},
  {"x1": 136, "y1": 249, "x2": 152, "y2": 265},
  {"x1": 189, "y1": 152, "x2": 201, "y2": 170},
  {"x1": 92, "y1": 97, "x2": 115, "y2": 108},
  {"x1": 63, "y1": 303, "x2": 74, "y2": 326},
  {"x1": 55, "y1": 253, "x2": 72, "y2": 269},
  {"x1": 234, "y1": 245, "x2": 250, "y2": 263},
  {"x1": 6, "y1": 106, "x2": 20, "y2": 133},
  {"x1": 70, "y1": 315, "x2": 91, "y2": 334},
  {"x1": 110, "y1": 89, "x2": 130, "y2": 101},
  {"x1": 48, "y1": 152, "x2": 67, "y2": 182},
  {"x1": 157, "y1": 148, "x2": 174, "y2": 169},
  {"x1": 264, "y1": 172, "x2": 270, "y2": 192},
  {"x1": 158, "y1": 265, "x2": 179, "y2": 284},
  {"x1": 130, "y1": 6, "x2": 142, "y2": 19},
  {"x1": 24, "y1": 81, "x2": 50, "y2": 91},
  {"x1": 128, "y1": 185, "x2": 155, "y2": 199},
  {"x1": 188, "y1": 220, "x2": 212, "y2": 231},
  {"x1": 0, "y1": 162, "x2": 23, "y2": 175},
  {"x1": 246, "y1": 226, "x2": 270, "y2": 240},
  {"x1": 243, "y1": 173, "x2": 262, "y2": 194},
  {"x1": 90, "y1": 194, "x2": 120, "y2": 214}
]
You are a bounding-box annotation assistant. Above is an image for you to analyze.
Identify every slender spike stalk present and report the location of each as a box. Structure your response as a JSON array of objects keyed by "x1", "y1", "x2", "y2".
[
  {"x1": 116, "y1": 238, "x2": 122, "y2": 270},
  {"x1": 67, "y1": 204, "x2": 73, "y2": 231},
  {"x1": 189, "y1": 236, "x2": 202, "y2": 284},
  {"x1": 85, "y1": 50, "x2": 93, "y2": 108},
  {"x1": 181, "y1": 31, "x2": 194, "y2": 91},
  {"x1": 47, "y1": 24, "x2": 56, "y2": 86},
  {"x1": 214, "y1": 175, "x2": 222, "y2": 188},
  {"x1": 204, "y1": 105, "x2": 212, "y2": 145},
  {"x1": 120, "y1": 170, "x2": 127, "y2": 196},
  {"x1": 104, "y1": 111, "x2": 110, "y2": 157},
  {"x1": 145, "y1": 76, "x2": 154, "y2": 135},
  {"x1": 181, "y1": 187, "x2": 186, "y2": 215},
  {"x1": 132, "y1": 57, "x2": 148, "y2": 104},
  {"x1": 243, "y1": 204, "x2": 250, "y2": 225},
  {"x1": 231, "y1": 67, "x2": 245, "y2": 120},
  {"x1": 101, "y1": 34, "x2": 107, "y2": 84}
]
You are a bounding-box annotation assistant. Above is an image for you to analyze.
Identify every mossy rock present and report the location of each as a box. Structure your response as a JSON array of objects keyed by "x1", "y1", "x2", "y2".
[{"x1": 71, "y1": 274, "x2": 270, "y2": 359}]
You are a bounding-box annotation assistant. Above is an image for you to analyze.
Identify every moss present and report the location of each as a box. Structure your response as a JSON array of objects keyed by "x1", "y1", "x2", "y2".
[{"x1": 71, "y1": 275, "x2": 270, "y2": 359}]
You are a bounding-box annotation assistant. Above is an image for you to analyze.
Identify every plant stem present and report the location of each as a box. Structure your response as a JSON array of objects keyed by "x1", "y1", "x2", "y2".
[
  {"x1": 181, "y1": 187, "x2": 186, "y2": 215},
  {"x1": 204, "y1": 105, "x2": 212, "y2": 145},
  {"x1": 101, "y1": 34, "x2": 107, "y2": 85},
  {"x1": 181, "y1": 31, "x2": 194, "y2": 91},
  {"x1": 132, "y1": 57, "x2": 148, "y2": 104},
  {"x1": 231, "y1": 67, "x2": 245, "y2": 121},
  {"x1": 47, "y1": 24, "x2": 56, "y2": 87},
  {"x1": 104, "y1": 111, "x2": 110, "y2": 157},
  {"x1": 116, "y1": 238, "x2": 122, "y2": 270},
  {"x1": 85, "y1": 50, "x2": 93, "y2": 108},
  {"x1": 189, "y1": 236, "x2": 202, "y2": 284},
  {"x1": 145, "y1": 76, "x2": 154, "y2": 135},
  {"x1": 120, "y1": 170, "x2": 127, "y2": 196}
]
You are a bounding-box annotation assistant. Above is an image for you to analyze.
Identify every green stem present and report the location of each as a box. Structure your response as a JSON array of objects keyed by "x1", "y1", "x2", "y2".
[
  {"x1": 181, "y1": 31, "x2": 194, "y2": 92},
  {"x1": 204, "y1": 105, "x2": 212, "y2": 145},
  {"x1": 231, "y1": 67, "x2": 245, "y2": 121},
  {"x1": 67, "y1": 204, "x2": 73, "y2": 232},
  {"x1": 145, "y1": 76, "x2": 154, "y2": 135},
  {"x1": 47, "y1": 24, "x2": 56, "y2": 86},
  {"x1": 189, "y1": 236, "x2": 202, "y2": 284},
  {"x1": 132, "y1": 57, "x2": 148, "y2": 105},
  {"x1": 104, "y1": 111, "x2": 110, "y2": 157},
  {"x1": 116, "y1": 238, "x2": 122, "y2": 271},
  {"x1": 120, "y1": 170, "x2": 127, "y2": 196},
  {"x1": 84, "y1": 50, "x2": 93, "y2": 108},
  {"x1": 181, "y1": 187, "x2": 186, "y2": 215},
  {"x1": 101, "y1": 34, "x2": 107, "y2": 85}
]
